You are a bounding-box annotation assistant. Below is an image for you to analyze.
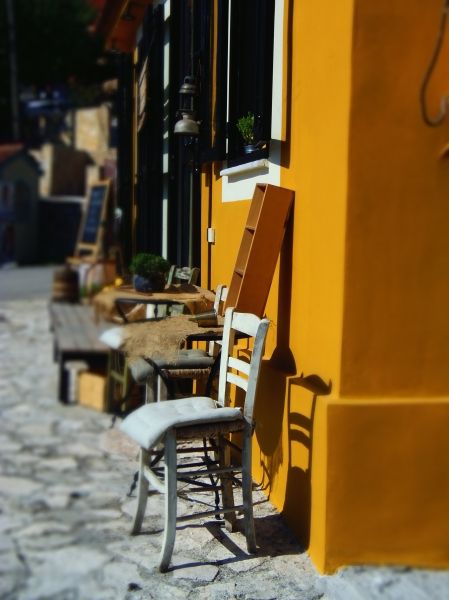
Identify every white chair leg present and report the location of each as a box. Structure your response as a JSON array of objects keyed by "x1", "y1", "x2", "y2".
[
  {"x1": 218, "y1": 435, "x2": 236, "y2": 532},
  {"x1": 157, "y1": 373, "x2": 167, "y2": 402},
  {"x1": 145, "y1": 377, "x2": 156, "y2": 404},
  {"x1": 242, "y1": 426, "x2": 256, "y2": 553},
  {"x1": 159, "y1": 429, "x2": 177, "y2": 572},
  {"x1": 131, "y1": 448, "x2": 149, "y2": 534}
]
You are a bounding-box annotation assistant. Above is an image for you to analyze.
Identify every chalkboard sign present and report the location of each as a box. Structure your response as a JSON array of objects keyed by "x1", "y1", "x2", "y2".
[{"x1": 75, "y1": 180, "x2": 110, "y2": 257}]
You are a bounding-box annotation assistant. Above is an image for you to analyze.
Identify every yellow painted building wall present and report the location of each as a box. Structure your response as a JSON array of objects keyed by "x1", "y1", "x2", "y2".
[
  {"x1": 342, "y1": 0, "x2": 449, "y2": 395},
  {"x1": 322, "y1": 0, "x2": 449, "y2": 572},
  {"x1": 202, "y1": 0, "x2": 449, "y2": 573},
  {"x1": 203, "y1": 0, "x2": 354, "y2": 552}
]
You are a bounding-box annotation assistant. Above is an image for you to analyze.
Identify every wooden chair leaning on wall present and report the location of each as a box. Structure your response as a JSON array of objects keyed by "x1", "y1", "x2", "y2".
[{"x1": 120, "y1": 307, "x2": 270, "y2": 572}]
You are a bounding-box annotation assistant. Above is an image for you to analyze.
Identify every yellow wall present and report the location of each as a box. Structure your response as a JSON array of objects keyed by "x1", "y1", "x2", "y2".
[
  {"x1": 205, "y1": 0, "x2": 354, "y2": 552},
  {"x1": 204, "y1": 0, "x2": 449, "y2": 573},
  {"x1": 342, "y1": 0, "x2": 449, "y2": 396},
  {"x1": 324, "y1": 397, "x2": 449, "y2": 571},
  {"x1": 317, "y1": 0, "x2": 449, "y2": 572},
  {"x1": 201, "y1": 165, "x2": 252, "y2": 292},
  {"x1": 262, "y1": 0, "x2": 354, "y2": 553}
]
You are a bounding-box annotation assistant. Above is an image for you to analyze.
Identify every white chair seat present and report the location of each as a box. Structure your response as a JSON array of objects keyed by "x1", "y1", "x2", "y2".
[
  {"x1": 99, "y1": 326, "x2": 125, "y2": 350},
  {"x1": 120, "y1": 396, "x2": 243, "y2": 450}
]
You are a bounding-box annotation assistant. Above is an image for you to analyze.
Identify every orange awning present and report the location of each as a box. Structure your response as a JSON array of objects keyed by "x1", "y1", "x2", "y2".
[{"x1": 95, "y1": 0, "x2": 152, "y2": 53}]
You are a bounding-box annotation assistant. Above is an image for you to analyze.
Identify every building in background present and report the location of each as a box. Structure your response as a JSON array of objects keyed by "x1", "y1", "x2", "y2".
[{"x1": 0, "y1": 144, "x2": 41, "y2": 265}]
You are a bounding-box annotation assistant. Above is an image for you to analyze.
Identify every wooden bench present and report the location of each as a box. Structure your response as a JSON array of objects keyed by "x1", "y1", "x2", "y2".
[{"x1": 49, "y1": 302, "x2": 109, "y2": 403}]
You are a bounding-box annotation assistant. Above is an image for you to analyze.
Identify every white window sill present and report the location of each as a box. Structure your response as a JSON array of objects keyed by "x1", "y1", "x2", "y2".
[
  {"x1": 220, "y1": 142, "x2": 280, "y2": 202},
  {"x1": 219, "y1": 158, "x2": 270, "y2": 178}
]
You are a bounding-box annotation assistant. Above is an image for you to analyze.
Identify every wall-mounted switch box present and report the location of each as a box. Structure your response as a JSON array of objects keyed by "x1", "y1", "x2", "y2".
[{"x1": 207, "y1": 228, "x2": 215, "y2": 244}]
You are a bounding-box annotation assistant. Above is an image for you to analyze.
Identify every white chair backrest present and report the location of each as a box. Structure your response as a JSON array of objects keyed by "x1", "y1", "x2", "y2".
[
  {"x1": 167, "y1": 265, "x2": 200, "y2": 286},
  {"x1": 144, "y1": 301, "x2": 185, "y2": 320},
  {"x1": 217, "y1": 307, "x2": 269, "y2": 422},
  {"x1": 214, "y1": 284, "x2": 228, "y2": 316},
  {"x1": 208, "y1": 285, "x2": 228, "y2": 355},
  {"x1": 145, "y1": 280, "x2": 221, "y2": 322},
  {"x1": 145, "y1": 303, "x2": 168, "y2": 319}
]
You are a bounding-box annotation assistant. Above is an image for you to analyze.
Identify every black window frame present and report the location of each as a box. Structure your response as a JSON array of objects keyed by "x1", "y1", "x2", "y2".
[
  {"x1": 195, "y1": 0, "x2": 228, "y2": 164},
  {"x1": 115, "y1": 52, "x2": 133, "y2": 268},
  {"x1": 194, "y1": 0, "x2": 276, "y2": 169},
  {"x1": 135, "y1": 5, "x2": 165, "y2": 255},
  {"x1": 226, "y1": 0, "x2": 275, "y2": 168}
]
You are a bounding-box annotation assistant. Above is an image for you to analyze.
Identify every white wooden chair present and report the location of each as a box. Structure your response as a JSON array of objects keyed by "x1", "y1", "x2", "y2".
[{"x1": 120, "y1": 307, "x2": 269, "y2": 572}]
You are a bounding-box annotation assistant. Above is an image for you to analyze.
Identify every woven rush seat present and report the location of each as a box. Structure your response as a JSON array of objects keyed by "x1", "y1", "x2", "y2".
[
  {"x1": 101, "y1": 285, "x2": 228, "y2": 414},
  {"x1": 127, "y1": 351, "x2": 215, "y2": 384},
  {"x1": 128, "y1": 350, "x2": 216, "y2": 401},
  {"x1": 125, "y1": 286, "x2": 228, "y2": 403}
]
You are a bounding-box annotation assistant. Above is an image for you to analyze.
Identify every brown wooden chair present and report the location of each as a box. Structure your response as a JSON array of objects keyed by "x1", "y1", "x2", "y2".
[
  {"x1": 127, "y1": 285, "x2": 228, "y2": 404},
  {"x1": 100, "y1": 266, "x2": 201, "y2": 416}
]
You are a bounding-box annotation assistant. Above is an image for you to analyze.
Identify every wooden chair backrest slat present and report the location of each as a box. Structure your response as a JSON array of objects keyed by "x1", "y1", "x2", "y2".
[
  {"x1": 216, "y1": 308, "x2": 269, "y2": 422},
  {"x1": 167, "y1": 266, "x2": 200, "y2": 286}
]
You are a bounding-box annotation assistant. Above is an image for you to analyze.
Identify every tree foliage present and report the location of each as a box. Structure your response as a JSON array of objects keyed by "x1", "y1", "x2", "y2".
[
  {"x1": 0, "y1": 0, "x2": 113, "y2": 141},
  {"x1": 14, "y1": 0, "x2": 105, "y2": 87}
]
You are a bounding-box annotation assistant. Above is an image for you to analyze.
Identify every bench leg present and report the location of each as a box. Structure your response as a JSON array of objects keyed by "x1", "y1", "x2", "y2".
[{"x1": 58, "y1": 357, "x2": 69, "y2": 404}]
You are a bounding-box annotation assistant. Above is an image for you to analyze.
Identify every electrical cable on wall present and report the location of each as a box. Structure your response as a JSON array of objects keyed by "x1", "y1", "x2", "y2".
[{"x1": 420, "y1": 0, "x2": 449, "y2": 126}]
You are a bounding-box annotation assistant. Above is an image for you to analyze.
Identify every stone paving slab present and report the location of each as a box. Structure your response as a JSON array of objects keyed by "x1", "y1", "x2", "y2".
[{"x1": 1, "y1": 295, "x2": 449, "y2": 599}]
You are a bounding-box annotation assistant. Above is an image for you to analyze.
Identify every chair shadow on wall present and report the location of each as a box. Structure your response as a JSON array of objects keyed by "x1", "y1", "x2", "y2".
[
  {"x1": 168, "y1": 369, "x2": 332, "y2": 573},
  {"x1": 253, "y1": 212, "x2": 296, "y2": 502},
  {"x1": 254, "y1": 369, "x2": 331, "y2": 552},
  {"x1": 283, "y1": 373, "x2": 331, "y2": 548},
  {"x1": 252, "y1": 210, "x2": 332, "y2": 550}
]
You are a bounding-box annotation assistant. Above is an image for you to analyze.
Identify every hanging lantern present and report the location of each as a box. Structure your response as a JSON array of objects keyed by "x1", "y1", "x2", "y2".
[{"x1": 174, "y1": 76, "x2": 199, "y2": 136}]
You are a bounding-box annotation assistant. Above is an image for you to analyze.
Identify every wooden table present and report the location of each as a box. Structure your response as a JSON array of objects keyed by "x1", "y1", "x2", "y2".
[
  {"x1": 49, "y1": 282, "x2": 220, "y2": 406},
  {"x1": 49, "y1": 303, "x2": 109, "y2": 403},
  {"x1": 92, "y1": 284, "x2": 215, "y2": 323},
  {"x1": 120, "y1": 317, "x2": 227, "y2": 407}
]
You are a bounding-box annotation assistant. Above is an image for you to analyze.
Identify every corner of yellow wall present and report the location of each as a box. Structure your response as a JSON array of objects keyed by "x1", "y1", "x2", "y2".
[{"x1": 307, "y1": 394, "x2": 329, "y2": 573}]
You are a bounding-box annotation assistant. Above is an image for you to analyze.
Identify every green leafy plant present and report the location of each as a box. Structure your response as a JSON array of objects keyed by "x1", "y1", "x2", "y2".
[
  {"x1": 236, "y1": 112, "x2": 256, "y2": 145},
  {"x1": 129, "y1": 253, "x2": 170, "y2": 278}
]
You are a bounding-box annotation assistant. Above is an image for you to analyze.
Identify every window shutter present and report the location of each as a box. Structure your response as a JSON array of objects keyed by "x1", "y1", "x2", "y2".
[{"x1": 196, "y1": 0, "x2": 228, "y2": 163}]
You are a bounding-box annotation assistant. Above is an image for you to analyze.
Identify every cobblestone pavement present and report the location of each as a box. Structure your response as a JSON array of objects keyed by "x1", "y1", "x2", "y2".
[{"x1": 1, "y1": 284, "x2": 449, "y2": 599}]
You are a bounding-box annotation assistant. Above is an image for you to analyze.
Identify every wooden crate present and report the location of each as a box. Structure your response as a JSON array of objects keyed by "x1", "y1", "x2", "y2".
[{"x1": 78, "y1": 371, "x2": 107, "y2": 412}]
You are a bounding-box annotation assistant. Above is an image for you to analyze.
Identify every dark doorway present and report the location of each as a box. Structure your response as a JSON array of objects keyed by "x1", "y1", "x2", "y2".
[
  {"x1": 168, "y1": 0, "x2": 202, "y2": 268},
  {"x1": 135, "y1": 6, "x2": 164, "y2": 255}
]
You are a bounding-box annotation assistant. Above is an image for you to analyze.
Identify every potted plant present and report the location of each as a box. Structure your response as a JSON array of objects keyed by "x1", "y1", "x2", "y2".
[
  {"x1": 236, "y1": 112, "x2": 257, "y2": 154},
  {"x1": 129, "y1": 253, "x2": 171, "y2": 293}
]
